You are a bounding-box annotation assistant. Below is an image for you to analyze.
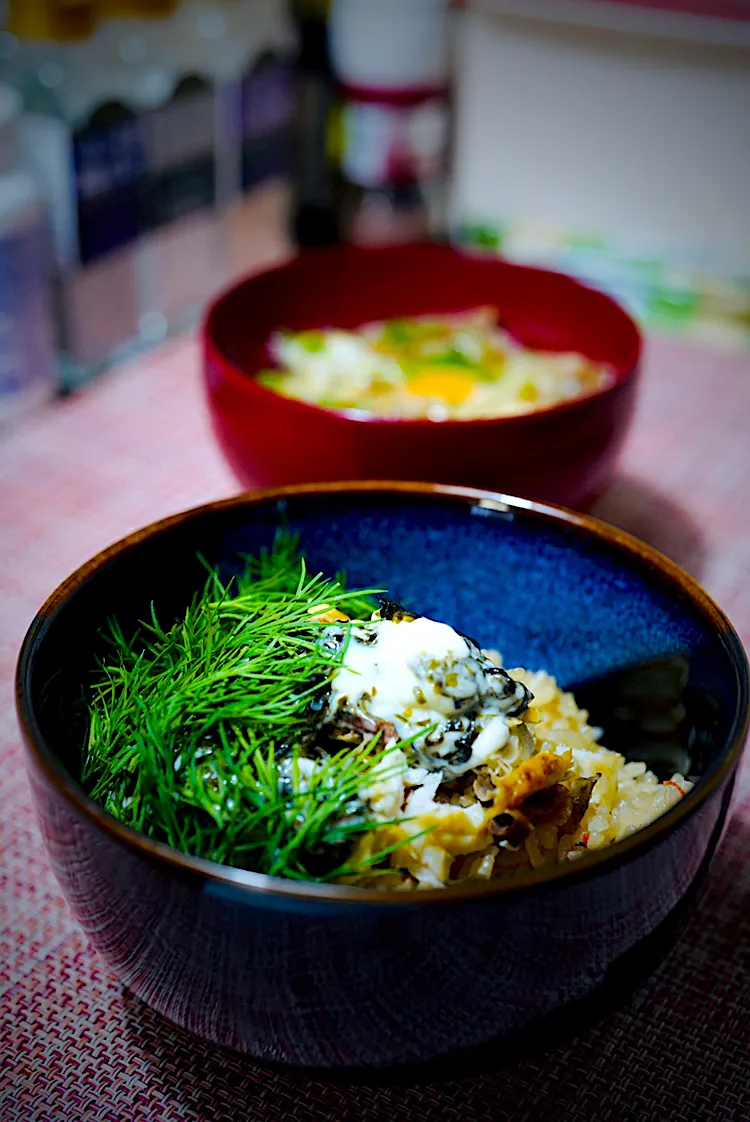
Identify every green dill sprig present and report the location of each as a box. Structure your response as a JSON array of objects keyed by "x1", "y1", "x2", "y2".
[
  {"x1": 82, "y1": 532, "x2": 422, "y2": 882},
  {"x1": 216, "y1": 733, "x2": 411, "y2": 881}
]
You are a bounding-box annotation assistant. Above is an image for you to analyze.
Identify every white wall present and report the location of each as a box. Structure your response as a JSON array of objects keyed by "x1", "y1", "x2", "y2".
[{"x1": 452, "y1": 7, "x2": 750, "y2": 270}]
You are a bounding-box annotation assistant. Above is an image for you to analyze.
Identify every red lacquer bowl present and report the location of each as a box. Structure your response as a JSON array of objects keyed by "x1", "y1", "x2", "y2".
[{"x1": 202, "y1": 243, "x2": 642, "y2": 507}]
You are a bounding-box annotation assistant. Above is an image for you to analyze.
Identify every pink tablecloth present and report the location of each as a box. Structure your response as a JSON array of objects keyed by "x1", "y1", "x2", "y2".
[{"x1": 1, "y1": 334, "x2": 749, "y2": 1121}]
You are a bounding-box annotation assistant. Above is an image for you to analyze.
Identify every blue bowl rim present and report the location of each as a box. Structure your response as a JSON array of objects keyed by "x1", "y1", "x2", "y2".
[{"x1": 15, "y1": 481, "x2": 749, "y2": 906}]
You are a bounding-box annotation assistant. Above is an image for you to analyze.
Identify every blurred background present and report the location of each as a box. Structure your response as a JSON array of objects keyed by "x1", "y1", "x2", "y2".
[{"x1": 1, "y1": 0, "x2": 749, "y2": 431}]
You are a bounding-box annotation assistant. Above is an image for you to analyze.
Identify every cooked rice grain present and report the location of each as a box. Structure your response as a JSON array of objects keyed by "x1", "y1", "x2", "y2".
[{"x1": 345, "y1": 669, "x2": 692, "y2": 889}]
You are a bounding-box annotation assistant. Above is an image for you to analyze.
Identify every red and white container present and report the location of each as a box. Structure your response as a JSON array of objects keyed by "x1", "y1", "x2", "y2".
[{"x1": 328, "y1": 0, "x2": 452, "y2": 244}]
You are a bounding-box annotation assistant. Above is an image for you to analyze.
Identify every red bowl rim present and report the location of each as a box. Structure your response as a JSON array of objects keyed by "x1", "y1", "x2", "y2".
[
  {"x1": 16, "y1": 481, "x2": 748, "y2": 909},
  {"x1": 202, "y1": 243, "x2": 643, "y2": 430}
]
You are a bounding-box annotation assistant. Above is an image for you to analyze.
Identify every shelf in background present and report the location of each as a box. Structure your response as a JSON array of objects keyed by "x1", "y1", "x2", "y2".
[{"x1": 464, "y1": 0, "x2": 750, "y2": 47}]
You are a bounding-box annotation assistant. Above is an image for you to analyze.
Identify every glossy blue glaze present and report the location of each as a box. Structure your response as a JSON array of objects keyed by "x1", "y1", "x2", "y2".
[
  {"x1": 17, "y1": 486, "x2": 748, "y2": 1069},
  {"x1": 219, "y1": 492, "x2": 703, "y2": 687}
]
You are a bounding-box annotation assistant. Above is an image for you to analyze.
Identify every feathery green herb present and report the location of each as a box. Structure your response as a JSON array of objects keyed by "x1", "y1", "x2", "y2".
[{"x1": 82, "y1": 532, "x2": 419, "y2": 881}]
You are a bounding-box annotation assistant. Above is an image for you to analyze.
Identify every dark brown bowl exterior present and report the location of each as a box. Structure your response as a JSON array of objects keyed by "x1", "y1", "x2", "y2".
[
  {"x1": 203, "y1": 244, "x2": 642, "y2": 508},
  {"x1": 17, "y1": 484, "x2": 748, "y2": 1070}
]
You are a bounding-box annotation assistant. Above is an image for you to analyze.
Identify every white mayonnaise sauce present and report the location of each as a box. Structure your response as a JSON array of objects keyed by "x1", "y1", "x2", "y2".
[{"x1": 326, "y1": 614, "x2": 529, "y2": 778}]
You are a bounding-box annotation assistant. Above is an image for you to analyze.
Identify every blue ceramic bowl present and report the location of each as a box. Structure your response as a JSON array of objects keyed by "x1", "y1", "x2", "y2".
[{"x1": 17, "y1": 484, "x2": 748, "y2": 1070}]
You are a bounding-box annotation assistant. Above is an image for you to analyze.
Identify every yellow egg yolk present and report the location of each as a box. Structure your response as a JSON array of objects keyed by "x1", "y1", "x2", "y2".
[{"x1": 407, "y1": 370, "x2": 475, "y2": 405}]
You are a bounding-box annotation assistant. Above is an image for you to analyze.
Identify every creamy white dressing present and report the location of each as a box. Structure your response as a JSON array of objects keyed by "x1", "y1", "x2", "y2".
[
  {"x1": 326, "y1": 614, "x2": 528, "y2": 782},
  {"x1": 331, "y1": 616, "x2": 471, "y2": 720}
]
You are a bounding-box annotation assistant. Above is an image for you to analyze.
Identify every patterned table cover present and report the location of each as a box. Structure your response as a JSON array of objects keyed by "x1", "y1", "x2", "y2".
[{"x1": 2, "y1": 333, "x2": 749, "y2": 1122}]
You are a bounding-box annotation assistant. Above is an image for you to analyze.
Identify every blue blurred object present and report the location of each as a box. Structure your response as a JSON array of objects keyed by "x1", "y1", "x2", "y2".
[
  {"x1": 3, "y1": 1, "x2": 297, "y2": 393},
  {"x1": 0, "y1": 81, "x2": 56, "y2": 428}
]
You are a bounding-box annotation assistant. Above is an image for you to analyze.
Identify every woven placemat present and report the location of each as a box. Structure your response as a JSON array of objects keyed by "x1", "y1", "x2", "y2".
[{"x1": 2, "y1": 334, "x2": 749, "y2": 1122}]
